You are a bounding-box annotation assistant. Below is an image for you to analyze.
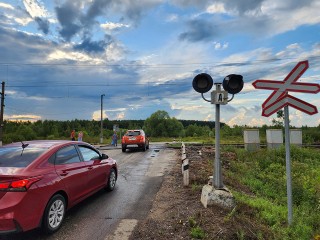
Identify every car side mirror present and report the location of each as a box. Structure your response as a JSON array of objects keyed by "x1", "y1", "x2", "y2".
[{"x1": 101, "y1": 153, "x2": 109, "y2": 159}]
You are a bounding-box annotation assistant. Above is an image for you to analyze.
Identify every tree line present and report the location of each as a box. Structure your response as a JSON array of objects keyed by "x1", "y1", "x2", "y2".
[{"x1": 2, "y1": 110, "x2": 320, "y2": 144}]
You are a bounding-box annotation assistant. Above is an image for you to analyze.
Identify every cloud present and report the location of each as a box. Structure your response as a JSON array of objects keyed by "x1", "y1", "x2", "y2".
[
  {"x1": 101, "y1": 22, "x2": 130, "y2": 31},
  {"x1": 34, "y1": 17, "x2": 49, "y2": 34},
  {"x1": 166, "y1": 14, "x2": 179, "y2": 22},
  {"x1": 225, "y1": 106, "x2": 269, "y2": 127},
  {"x1": 54, "y1": 0, "x2": 159, "y2": 42},
  {"x1": 23, "y1": 0, "x2": 48, "y2": 18},
  {"x1": 55, "y1": 1, "x2": 82, "y2": 41},
  {"x1": 177, "y1": 0, "x2": 320, "y2": 43},
  {"x1": 0, "y1": 2, "x2": 32, "y2": 26},
  {"x1": 23, "y1": 0, "x2": 50, "y2": 34},
  {"x1": 179, "y1": 19, "x2": 218, "y2": 42},
  {"x1": 47, "y1": 49, "x2": 103, "y2": 63},
  {"x1": 0, "y1": 3, "x2": 14, "y2": 10},
  {"x1": 206, "y1": 3, "x2": 226, "y2": 14},
  {"x1": 213, "y1": 41, "x2": 228, "y2": 50},
  {"x1": 5, "y1": 114, "x2": 42, "y2": 122},
  {"x1": 216, "y1": 0, "x2": 265, "y2": 16},
  {"x1": 92, "y1": 110, "x2": 108, "y2": 121},
  {"x1": 74, "y1": 37, "x2": 112, "y2": 53},
  {"x1": 0, "y1": 27, "x2": 53, "y2": 62}
]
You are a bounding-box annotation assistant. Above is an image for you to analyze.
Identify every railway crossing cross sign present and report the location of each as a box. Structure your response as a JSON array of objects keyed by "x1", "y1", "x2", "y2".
[
  {"x1": 252, "y1": 60, "x2": 320, "y2": 116},
  {"x1": 252, "y1": 60, "x2": 320, "y2": 225}
]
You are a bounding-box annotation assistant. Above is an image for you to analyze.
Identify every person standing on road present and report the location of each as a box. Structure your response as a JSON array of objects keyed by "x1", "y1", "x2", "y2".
[
  {"x1": 78, "y1": 131, "x2": 83, "y2": 141},
  {"x1": 71, "y1": 129, "x2": 76, "y2": 141},
  {"x1": 112, "y1": 131, "x2": 118, "y2": 147}
]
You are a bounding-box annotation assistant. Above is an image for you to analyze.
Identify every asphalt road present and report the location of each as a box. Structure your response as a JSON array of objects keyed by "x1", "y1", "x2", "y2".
[{"x1": 0, "y1": 143, "x2": 176, "y2": 240}]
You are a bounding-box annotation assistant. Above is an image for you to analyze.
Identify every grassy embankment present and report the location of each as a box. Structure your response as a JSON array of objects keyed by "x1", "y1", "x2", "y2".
[
  {"x1": 223, "y1": 145, "x2": 319, "y2": 239},
  {"x1": 164, "y1": 137, "x2": 319, "y2": 239}
]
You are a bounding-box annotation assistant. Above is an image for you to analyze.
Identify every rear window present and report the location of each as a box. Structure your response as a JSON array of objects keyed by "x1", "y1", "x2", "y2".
[
  {"x1": 126, "y1": 131, "x2": 141, "y2": 136},
  {"x1": 0, "y1": 147, "x2": 46, "y2": 167}
]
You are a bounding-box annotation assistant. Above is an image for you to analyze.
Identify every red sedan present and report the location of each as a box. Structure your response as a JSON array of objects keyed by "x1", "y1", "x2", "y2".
[{"x1": 0, "y1": 140, "x2": 117, "y2": 235}]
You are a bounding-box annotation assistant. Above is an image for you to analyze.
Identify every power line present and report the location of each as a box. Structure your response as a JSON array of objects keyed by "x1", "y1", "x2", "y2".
[
  {"x1": 5, "y1": 80, "x2": 187, "y2": 88},
  {"x1": 1, "y1": 56, "x2": 319, "y2": 68}
]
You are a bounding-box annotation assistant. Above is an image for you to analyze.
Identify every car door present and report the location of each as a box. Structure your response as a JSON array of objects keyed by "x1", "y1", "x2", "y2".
[
  {"x1": 77, "y1": 145, "x2": 110, "y2": 193},
  {"x1": 53, "y1": 145, "x2": 89, "y2": 205}
]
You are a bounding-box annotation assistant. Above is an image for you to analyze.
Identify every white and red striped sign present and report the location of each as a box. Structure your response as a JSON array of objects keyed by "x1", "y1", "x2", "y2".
[{"x1": 252, "y1": 60, "x2": 320, "y2": 117}]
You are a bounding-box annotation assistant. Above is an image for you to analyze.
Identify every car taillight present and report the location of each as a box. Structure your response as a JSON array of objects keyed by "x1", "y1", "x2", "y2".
[
  {"x1": 0, "y1": 177, "x2": 41, "y2": 192},
  {"x1": 0, "y1": 182, "x2": 10, "y2": 189}
]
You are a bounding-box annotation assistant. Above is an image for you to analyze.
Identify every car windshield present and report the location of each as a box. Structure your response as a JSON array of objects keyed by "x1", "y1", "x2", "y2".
[
  {"x1": 0, "y1": 147, "x2": 46, "y2": 167},
  {"x1": 127, "y1": 131, "x2": 140, "y2": 136}
]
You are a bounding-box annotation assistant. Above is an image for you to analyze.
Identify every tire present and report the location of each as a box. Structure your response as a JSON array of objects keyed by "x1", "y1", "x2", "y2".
[
  {"x1": 122, "y1": 145, "x2": 126, "y2": 152},
  {"x1": 42, "y1": 194, "x2": 66, "y2": 234},
  {"x1": 142, "y1": 143, "x2": 146, "y2": 151},
  {"x1": 106, "y1": 168, "x2": 117, "y2": 191},
  {"x1": 146, "y1": 141, "x2": 149, "y2": 150}
]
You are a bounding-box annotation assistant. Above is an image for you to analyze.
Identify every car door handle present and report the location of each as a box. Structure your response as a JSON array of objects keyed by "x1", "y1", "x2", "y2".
[{"x1": 87, "y1": 167, "x2": 93, "y2": 170}]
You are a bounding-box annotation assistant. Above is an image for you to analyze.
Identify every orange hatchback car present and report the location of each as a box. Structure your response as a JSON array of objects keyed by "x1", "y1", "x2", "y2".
[{"x1": 121, "y1": 130, "x2": 149, "y2": 152}]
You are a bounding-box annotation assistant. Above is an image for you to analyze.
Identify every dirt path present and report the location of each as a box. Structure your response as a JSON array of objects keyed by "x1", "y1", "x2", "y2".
[{"x1": 129, "y1": 145, "x2": 272, "y2": 240}]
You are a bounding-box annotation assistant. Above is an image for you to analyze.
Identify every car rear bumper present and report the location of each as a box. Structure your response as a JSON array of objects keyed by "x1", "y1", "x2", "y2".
[
  {"x1": 0, "y1": 191, "x2": 43, "y2": 233},
  {"x1": 0, "y1": 218, "x2": 22, "y2": 234},
  {"x1": 122, "y1": 143, "x2": 146, "y2": 147}
]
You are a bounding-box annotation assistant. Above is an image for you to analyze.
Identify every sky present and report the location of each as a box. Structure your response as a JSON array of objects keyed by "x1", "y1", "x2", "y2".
[{"x1": 0, "y1": 0, "x2": 319, "y2": 127}]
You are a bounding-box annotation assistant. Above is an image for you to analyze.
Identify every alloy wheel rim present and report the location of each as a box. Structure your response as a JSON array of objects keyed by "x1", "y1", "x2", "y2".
[
  {"x1": 110, "y1": 171, "x2": 116, "y2": 188},
  {"x1": 48, "y1": 199, "x2": 65, "y2": 229}
]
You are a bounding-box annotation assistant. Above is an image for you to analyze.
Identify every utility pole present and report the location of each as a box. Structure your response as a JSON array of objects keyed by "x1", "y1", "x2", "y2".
[
  {"x1": 0, "y1": 82, "x2": 5, "y2": 146},
  {"x1": 100, "y1": 94, "x2": 105, "y2": 144}
]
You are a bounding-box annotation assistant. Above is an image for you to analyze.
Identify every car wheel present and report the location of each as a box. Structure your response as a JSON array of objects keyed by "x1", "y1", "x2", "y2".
[
  {"x1": 146, "y1": 141, "x2": 149, "y2": 149},
  {"x1": 122, "y1": 145, "x2": 126, "y2": 152},
  {"x1": 42, "y1": 194, "x2": 66, "y2": 234},
  {"x1": 142, "y1": 143, "x2": 146, "y2": 151},
  {"x1": 105, "y1": 168, "x2": 117, "y2": 191}
]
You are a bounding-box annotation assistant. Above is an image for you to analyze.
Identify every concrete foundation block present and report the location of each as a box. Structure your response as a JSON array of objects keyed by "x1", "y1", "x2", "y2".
[{"x1": 201, "y1": 184, "x2": 236, "y2": 209}]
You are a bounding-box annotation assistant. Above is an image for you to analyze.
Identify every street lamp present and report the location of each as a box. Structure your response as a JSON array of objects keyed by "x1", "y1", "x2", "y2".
[{"x1": 100, "y1": 94, "x2": 105, "y2": 144}]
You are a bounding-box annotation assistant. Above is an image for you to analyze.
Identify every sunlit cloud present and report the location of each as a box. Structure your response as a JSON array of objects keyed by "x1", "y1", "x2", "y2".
[
  {"x1": 92, "y1": 110, "x2": 108, "y2": 121},
  {"x1": 101, "y1": 22, "x2": 130, "y2": 31},
  {"x1": 23, "y1": 0, "x2": 48, "y2": 18},
  {"x1": 206, "y1": 3, "x2": 227, "y2": 14},
  {"x1": 5, "y1": 114, "x2": 42, "y2": 122},
  {"x1": 0, "y1": 3, "x2": 14, "y2": 10}
]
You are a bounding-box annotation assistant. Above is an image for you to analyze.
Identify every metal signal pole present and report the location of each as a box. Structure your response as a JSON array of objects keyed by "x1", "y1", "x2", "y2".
[
  {"x1": 0, "y1": 82, "x2": 5, "y2": 146},
  {"x1": 214, "y1": 83, "x2": 223, "y2": 188},
  {"x1": 100, "y1": 94, "x2": 105, "y2": 144}
]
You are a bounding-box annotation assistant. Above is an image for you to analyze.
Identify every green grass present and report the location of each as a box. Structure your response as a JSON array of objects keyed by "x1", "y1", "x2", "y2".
[
  {"x1": 226, "y1": 146, "x2": 320, "y2": 239},
  {"x1": 190, "y1": 226, "x2": 206, "y2": 239}
]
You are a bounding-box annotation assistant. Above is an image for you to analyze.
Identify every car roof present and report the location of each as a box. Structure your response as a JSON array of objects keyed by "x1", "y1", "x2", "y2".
[{"x1": 2, "y1": 140, "x2": 75, "y2": 149}]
